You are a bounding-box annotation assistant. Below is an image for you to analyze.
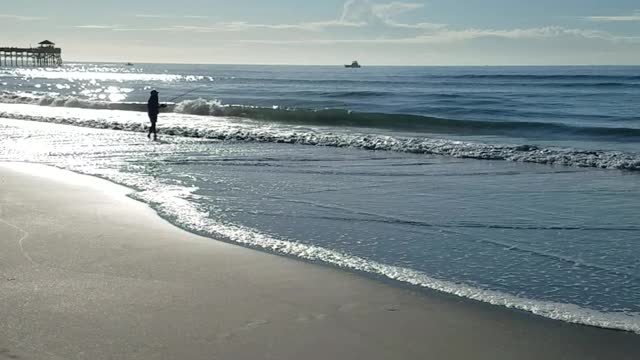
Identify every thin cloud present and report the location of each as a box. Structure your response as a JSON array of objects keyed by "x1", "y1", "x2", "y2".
[
  {"x1": 384, "y1": 21, "x2": 446, "y2": 30},
  {"x1": 177, "y1": 1, "x2": 440, "y2": 32},
  {"x1": 135, "y1": 14, "x2": 210, "y2": 19},
  {"x1": 115, "y1": 1, "x2": 438, "y2": 33},
  {"x1": 0, "y1": 14, "x2": 46, "y2": 21},
  {"x1": 301, "y1": 20, "x2": 366, "y2": 30},
  {"x1": 75, "y1": 1, "x2": 638, "y2": 48},
  {"x1": 339, "y1": 0, "x2": 441, "y2": 29},
  {"x1": 112, "y1": 27, "x2": 174, "y2": 32},
  {"x1": 110, "y1": 24, "x2": 638, "y2": 45},
  {"x1": 585, "y1": 10, "x2": 640, "y2": 22},
  {"x1": 74, "y1": 25, "x2": 121, "y2": 29},
  {"x1": 237, "y1": 26, "x2": 640, "y2": 45},
  {"x1": 168, "y1": 20, "x2": 365, "y2": 33},
  {"x1": 372, "y1": 2, "x2": 424, "y2": 19},
  {"x1": 421, "y1": 27, "x2": 637, "y2": 43},
  {"x1": 135, "y1": 14, "x2": 170, "y2": 18}
]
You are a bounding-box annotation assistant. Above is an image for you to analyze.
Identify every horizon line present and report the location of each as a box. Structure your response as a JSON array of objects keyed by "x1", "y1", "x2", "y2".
[{"x1": 63, "y1": 60, "x2": 640, "y2": 67}]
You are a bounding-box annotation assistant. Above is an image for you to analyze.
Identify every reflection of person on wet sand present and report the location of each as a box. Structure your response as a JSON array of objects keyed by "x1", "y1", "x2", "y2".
[{"x1": 147, "y1": 90, "x2": 166, "y2": 141}]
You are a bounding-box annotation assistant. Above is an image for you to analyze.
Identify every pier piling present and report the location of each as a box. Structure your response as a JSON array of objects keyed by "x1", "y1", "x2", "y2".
[{"x1": 0, "y1": 40, "x2": 62, "y2": 67}]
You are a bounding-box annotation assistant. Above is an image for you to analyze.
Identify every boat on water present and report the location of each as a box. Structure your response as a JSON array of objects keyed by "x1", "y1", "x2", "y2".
[
  {"x1": 125, "y1": 62, "x2": 134, "y2": 66},
  {"x1": 345, "y1": 61, "x2": 361, "y2": 68}
]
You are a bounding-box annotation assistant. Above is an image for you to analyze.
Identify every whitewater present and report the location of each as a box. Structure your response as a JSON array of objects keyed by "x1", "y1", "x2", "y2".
[{"x1": 1, "y1": 63, "x2": 639, "y2": 333}]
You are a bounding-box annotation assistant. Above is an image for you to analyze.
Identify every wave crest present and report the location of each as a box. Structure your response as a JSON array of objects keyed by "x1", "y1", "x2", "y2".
[
  {"x1": 1, "y1": 110, "x2": 639, "y2": 171},
  {"x1": 174, "y1": 98, "x2": 224, "y2": 116},
  {"x1": 3, "y1": 93, "x2": 639, "y2": 141}
]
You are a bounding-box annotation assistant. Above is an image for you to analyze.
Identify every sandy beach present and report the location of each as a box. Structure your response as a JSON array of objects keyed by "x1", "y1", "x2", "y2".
[{"x1": 0, "y1": 162, "x2": 639, "y2": 360}]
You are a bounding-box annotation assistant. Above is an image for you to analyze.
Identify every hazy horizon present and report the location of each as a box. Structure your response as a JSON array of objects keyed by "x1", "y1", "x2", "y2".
[
  {"x1": 2, "y1": 0, "x2": 639, "y2": 65},
  {"x1": 61, "y1": 61, "x2": 640, "y2": 66}
]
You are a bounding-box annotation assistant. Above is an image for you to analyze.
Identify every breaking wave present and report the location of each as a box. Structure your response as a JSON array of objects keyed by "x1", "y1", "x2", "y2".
[
  {"x1": 2, "y1": 93, "x2": 640, "y2": 141},
  {"x1": 1, "y1": 108, "x2": 639, "y2": 171},
  {"x1": 173, "y1": 99, "x2": 640, "y2": 140}
]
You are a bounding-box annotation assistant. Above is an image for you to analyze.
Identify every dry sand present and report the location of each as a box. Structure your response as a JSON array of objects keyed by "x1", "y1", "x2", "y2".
[{"x1": 1, "y1": 162, "x2": 639, "y2": 360}]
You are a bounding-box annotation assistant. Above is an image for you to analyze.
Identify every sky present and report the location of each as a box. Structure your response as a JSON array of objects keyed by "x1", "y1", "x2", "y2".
[{"x1": 1, "y1": 0, "x2": 639, "y2": 65}]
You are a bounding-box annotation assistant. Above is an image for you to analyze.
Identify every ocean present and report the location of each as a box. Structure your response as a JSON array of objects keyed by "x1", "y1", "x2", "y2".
[{"x1": 1, "y1": 63, "x2": 639, "y2": 333}]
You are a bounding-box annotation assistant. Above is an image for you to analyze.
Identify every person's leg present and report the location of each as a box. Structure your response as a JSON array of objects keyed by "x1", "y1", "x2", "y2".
[
  {"x1": 152, "y1": 121, "x2": 157, "y2": 140},
  {"x1": 147, "y1": 114, "x2": 154, "y2": 139},
  {"x1": 148, "y1": 114, "x2": 158, "y2": 140}
]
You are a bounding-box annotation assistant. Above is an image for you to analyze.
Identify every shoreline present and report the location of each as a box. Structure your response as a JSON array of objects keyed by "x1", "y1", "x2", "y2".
[
  {"x1": 17, "y1": 158, "x2": 640, "y2": 335},
  {"x1": 7, "y1": 158, "x2": 640, "y2": 335},
  {"x1": 1, "y1": 162, "x2": 639, "y2": 359}
]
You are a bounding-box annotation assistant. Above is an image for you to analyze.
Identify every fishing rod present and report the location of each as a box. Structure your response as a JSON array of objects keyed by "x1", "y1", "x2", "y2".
[{"x1": 166, "y1": 87, "x2": 202, "y2": 103}]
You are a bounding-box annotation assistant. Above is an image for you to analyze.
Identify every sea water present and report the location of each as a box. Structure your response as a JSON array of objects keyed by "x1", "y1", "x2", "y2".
[{"x1": 1, "y1": 64, "x2": 639, "y2": 333}]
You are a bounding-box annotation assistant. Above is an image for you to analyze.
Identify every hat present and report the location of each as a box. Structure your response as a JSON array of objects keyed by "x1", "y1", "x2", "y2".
[{"x1": 150, "y1": 90, "x2": 158, "y2": 94}]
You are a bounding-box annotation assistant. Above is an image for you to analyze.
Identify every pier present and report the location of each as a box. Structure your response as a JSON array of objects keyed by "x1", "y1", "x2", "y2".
[{"x1": 0, "y1": 40, "x2": 62, "y2": 67}]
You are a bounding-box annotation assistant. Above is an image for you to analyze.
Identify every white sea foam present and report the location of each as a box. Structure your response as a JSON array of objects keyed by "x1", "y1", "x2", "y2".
[
  {"x1": 2, "y1": 67, "x2": 206, "y2": 82},
  {"x1": 174, "y1": 98, "x2": 224, "y2": 116},
  {"x1": 40, "y1": 163, "x2": 640, "y2": 335},
  {"x1": 1, "y1": 115, "x2": 639, "y2": 334},
  {"x1": 0, "y1": 94, "x2": 148, "y2": 112},
  {"x1": 0, "y1": 93, "x2": 222, "y2": 114},
  {"x1": 1, "y1": 103, "x2": 638, "y2": 171}
]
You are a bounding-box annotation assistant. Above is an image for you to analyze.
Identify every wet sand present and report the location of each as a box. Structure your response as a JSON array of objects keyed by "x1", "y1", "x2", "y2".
[{"x1": 0, "y1": 162, "x2": 639, "y2": 360}]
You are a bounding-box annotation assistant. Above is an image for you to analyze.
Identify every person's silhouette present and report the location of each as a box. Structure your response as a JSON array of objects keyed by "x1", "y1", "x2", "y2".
[{"x1": 147, "y1": 90, "x2": 166, "y2": 140}]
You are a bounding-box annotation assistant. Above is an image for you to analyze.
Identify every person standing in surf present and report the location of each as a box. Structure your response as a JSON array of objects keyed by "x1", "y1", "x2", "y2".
[{"x1": 147, "y1": 90, "x2": 166, "y2": 141}]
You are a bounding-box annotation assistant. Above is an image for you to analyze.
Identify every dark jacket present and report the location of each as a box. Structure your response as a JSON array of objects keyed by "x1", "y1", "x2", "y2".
[{"x1": 147, "y1": 94, "x2": 160, "y2": 115}]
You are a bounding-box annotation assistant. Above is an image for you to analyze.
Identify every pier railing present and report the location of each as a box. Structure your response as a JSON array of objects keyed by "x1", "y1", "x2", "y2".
[{"x1": 0, "y1": 46, "x2": 63, "y2": 67}]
